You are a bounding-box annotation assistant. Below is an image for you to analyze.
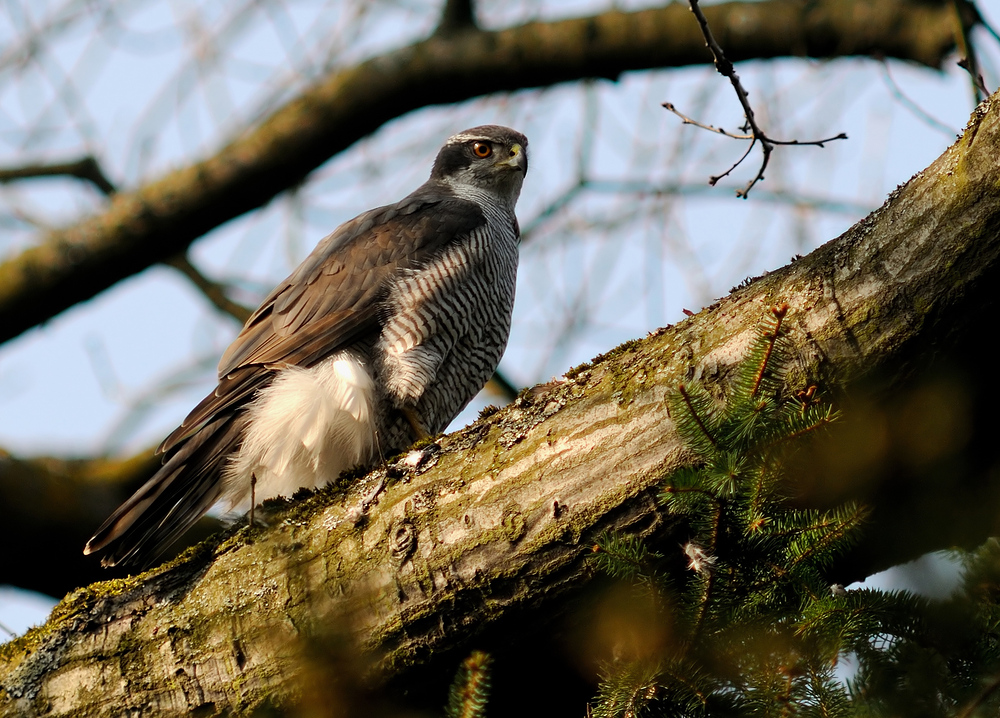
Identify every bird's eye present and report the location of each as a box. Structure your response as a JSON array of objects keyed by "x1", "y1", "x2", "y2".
[{"x1": 471, "y1": 142, "x2": 492, "y2": 158}]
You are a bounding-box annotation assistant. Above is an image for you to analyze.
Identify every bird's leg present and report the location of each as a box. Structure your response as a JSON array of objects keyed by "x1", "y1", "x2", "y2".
[
  {"x1": 400, "y1": 408, "x2": 441, "y2": 472},
  {"x1": 402, "y1": 407, "x2": 430, "y2": 441},
  {"x1": 250, "y1": 472, "x2": 257, "y2": 527}
]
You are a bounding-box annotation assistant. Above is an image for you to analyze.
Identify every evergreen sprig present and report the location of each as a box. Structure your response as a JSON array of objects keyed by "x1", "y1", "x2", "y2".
[
  {"x1": 445, "y1": 650, "x2": 493, "y2": 718},
  {"x1": 589, "y1": 306, "x2": 1000, "y2": 717}
]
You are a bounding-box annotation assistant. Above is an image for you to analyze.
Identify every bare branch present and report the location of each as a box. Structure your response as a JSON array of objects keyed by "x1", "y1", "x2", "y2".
[
  {"x1": 661, "y1": 102, "x2": 751, "y2": 140},
  {"x1": 435, "y1": 0, "x2": 477, "y2": 36},
  {"x1": 0, "y1": 447, "x2": 222, "y2": 597},
  {"x1": 958, "y1": 58, "x2": 991, "y2": 100},
  {"x1": 974, "y1": 1, "x2": 1000, "y2": 45},
  {"x1": 0, "y1": 156, "x2": 117, "y2": 196},
  {"x1": 709, "y1": 137, "x2": 758, "y2": 187},
  {"x1": 672, "y1": 0, "x2": 848, "y2": 198},
  {"x1": 164, "y1": 254, "x2": 253, "y2": 324},
  {"x1": 880, "y1": 61, "x2": 959, "y2": 138},
  {"x1": 486, "y1": 370, "x2": 519, "y2": 402},
  {"x1": 0, "y1": 0, "x2": 962, "y2": 347},
  {"x1": 952, "y1": 0, "x2": 990, "y2": 101}
]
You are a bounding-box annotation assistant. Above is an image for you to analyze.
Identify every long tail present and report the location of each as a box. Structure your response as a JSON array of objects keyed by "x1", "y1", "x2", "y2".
[{"x1": 84, "y1": 412, "x2": 247, "y2": 568}]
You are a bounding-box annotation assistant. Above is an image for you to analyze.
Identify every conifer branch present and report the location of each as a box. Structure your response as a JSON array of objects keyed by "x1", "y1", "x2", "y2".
[
  {"x1": 749, "y1": 303, "x2": 788, "y2": 397},
  {"x1": 787, "y1": 506, "x2": 868, "y2": 569},
  {"x1": 591, "y1": 533, "x2": 662, "y2": 582},
  {"x1": 688, "y1": 504, "x2": 722, "y2": 644},
  {"x1": 661, "y1": 486, "x2": 718, "y2": 500},
  {"x1": 677, "y1": 383, "x2": 718, "y2": 447},
  {"x1": 658, "y1": 663, "x2": 710, "y2": 707},
  {"x1": 764, "y1": 409, "x2": 837, "y2": 450},
  {"x1": 446, "y1": 651, "x2": 492, "y2": 718}
]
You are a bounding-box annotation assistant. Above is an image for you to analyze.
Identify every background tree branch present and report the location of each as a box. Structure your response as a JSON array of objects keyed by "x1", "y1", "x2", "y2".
[
  {"x1": 0, "y1": 0, "x2": 962, "y2": 346},
  {"x1": 0, "y1": 157, "x2": 117, "y2": 197},
  {"x1": 0, "y1": 449, "x2": 222, "y2": 597},
  {"x1": 3, "y1": 84, "x2": 1000, "y2": 718}
]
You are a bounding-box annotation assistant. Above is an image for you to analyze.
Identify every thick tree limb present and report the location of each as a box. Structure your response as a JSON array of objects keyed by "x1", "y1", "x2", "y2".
[
  {"x1": 3, "y1": 84, "x2": 1000, "y2": 717},
  {"x1": 0, "y1": 0, "x2": 961, "y2": 347}
]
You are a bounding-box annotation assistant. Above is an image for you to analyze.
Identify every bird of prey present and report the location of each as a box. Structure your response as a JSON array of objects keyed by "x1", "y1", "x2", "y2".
[{"x1": 85, "y1": 125, "x2": 528, "y2": 567}]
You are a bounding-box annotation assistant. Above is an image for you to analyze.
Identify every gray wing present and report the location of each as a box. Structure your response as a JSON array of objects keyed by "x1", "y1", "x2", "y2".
[
  {"x1": 159, "y1": 193, "x2": 486, "y2": 452},
  {"x1": 85, "y1": 192, "x2": 485, "y2": 566}
]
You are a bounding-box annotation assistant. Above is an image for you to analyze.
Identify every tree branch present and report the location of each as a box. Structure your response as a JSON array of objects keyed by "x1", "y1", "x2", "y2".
[
  {"x1": 670, "y1": 0, "x2": 847, "y2": 197},
  {"x1": 952, "y1": 0, "x2": 989, "y2": 101},
  {"x1": 434, "y1": 0, "x2": 477, "y2": 36},
  {"x1": 0, "y1": 157, "x2": 117, "y2": 197},
  {"x1": 163, "y1": 254, "x2": 253, "y2": 324},
  {"x1": 0, "y1": 0, "x2": 961, "y2": 347},
  {"x1": 5, "y1": 85, "x2": 1000, "y2": 717},
  {"x1": 0, "y1": 448, "x2": 223, "y2": 598}
]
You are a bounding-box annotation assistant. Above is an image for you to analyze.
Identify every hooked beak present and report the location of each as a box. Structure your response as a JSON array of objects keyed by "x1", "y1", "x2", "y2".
[{"x1": 497, "y1": 143, "x2": 527, "y2": 175}]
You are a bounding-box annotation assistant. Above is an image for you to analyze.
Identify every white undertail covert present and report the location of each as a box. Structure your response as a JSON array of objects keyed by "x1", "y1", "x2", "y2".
[{"x1": 222, "y1": 351, "x2": 377, "y2": 511}]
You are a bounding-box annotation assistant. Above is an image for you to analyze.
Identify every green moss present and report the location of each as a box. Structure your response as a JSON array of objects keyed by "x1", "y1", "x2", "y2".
[
  {"x1": 412, "y1": 434, "x2": 443, "y2": 450},
  {"x1": 564, "y1": 360, "x2": 592, "y2": 379},
  {"x1": 566, "y1": 338, "x2": 646, "y2": 381},
  {"x1": 477, "y1": 404, "x2": 500, "y2": 420},
  {"x1": 0, "y1": 623, "x2": 48, "y2": 664}
]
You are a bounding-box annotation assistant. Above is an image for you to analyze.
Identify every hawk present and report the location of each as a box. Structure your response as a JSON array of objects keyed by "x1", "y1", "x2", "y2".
[{"x1": 85, "y1": 125, "x2": 528, "y2": 567}]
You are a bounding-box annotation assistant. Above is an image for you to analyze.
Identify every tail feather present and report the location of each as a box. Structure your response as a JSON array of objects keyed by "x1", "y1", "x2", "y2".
[{"x1": 84, "y1": 413, "x2": 247, "y2": 568}]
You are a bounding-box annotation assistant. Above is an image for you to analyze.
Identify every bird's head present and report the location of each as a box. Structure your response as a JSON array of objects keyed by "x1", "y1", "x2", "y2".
[{"x1": 430, "y1": 125, "x2": 528, "y2": 208}]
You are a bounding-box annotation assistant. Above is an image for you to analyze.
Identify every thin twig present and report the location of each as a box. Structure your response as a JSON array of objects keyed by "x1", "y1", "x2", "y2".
[
  {"x1": 678, "y1": 383, "x2": 717, "y2": 447},
  {"x1": 958, "y1": 58, "x2": 991, "y2": 100},
  {"x1": 956, "y1": 669, "x2": 1000, "y2": 718},
  {"x1": 250, "y1": 473, "x2": 257, "y2": 528},
  {"x1": 165, "y1": 254, "x2": 253, "y2": 324},
  {"x1": 434, "y1": 0, "x2": 476, "y2": 36},
  {"x1": 0, "y1": 156, "x2": 117, "y2": 196},
  {"x1": 662, "y1": 102, "x2": 751, "y2": 140},
  {"x1": 486, "y1": 370, "x2": 519, "y2": 402},
  {"x1": 952, "y1": 0, "x2": 990, "y2": 102},
  {"x1": 665, "y1": 0, "x2": 847, "y2": 198},
  {"x1": 880, "y1": 61, "x2": 958, "y2": 138}
]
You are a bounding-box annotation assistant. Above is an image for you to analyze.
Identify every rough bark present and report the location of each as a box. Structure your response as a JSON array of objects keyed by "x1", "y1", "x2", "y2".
[
  {"x1": 0, "y1": 0, "x2": 961, "y2": 347},
  {"x1": 2, "y1": 82, "x2": 999, "y2": 717}
]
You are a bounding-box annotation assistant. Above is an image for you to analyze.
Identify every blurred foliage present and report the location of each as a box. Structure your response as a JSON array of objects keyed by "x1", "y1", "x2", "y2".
[{"x1": 446, "y1": 651, "x2": 493, "y2": 718}]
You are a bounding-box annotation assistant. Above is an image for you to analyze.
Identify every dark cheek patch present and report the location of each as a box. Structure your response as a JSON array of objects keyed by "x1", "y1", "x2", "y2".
[{"x1": 430, "y1": 145, "x2": 473, "y2": 179}]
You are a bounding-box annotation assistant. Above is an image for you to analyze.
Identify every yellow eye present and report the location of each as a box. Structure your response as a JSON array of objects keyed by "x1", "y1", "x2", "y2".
[{"x1": 472, "y1": 142, "x2": 492, "y2": 158}]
